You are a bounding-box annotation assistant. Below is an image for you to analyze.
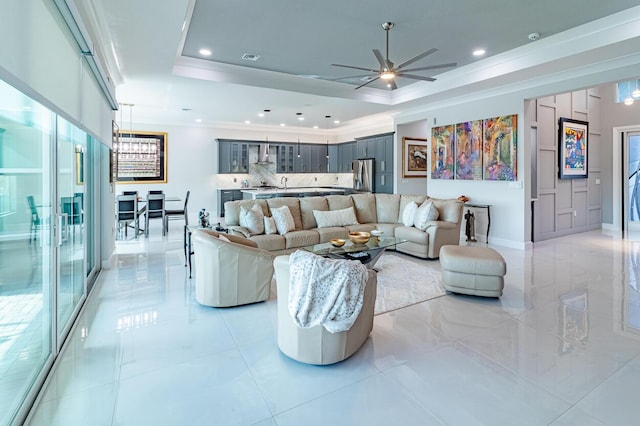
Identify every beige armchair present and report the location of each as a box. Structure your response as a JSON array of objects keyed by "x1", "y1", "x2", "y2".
[
  {"x1": 274, "y1": 254, "x2": 377, "y2": 365},
  {"x1": 192, "y1": 229, "x2": 274, "y2": 307}
]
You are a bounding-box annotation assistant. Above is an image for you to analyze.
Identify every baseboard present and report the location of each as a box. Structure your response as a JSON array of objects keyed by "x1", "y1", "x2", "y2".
[{"x1": 101, "y1": 252, "x2": 115, "y2": 270}]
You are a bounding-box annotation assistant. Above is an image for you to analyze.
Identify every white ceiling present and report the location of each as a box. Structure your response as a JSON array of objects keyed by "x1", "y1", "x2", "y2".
[{"x1": 88, "y1": 0, "x2": 640, "y2": 131}]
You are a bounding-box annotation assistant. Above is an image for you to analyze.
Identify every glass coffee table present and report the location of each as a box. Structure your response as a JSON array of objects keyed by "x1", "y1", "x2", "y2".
[{"x1": 302, "y1": 237, "x2": 407, "y2": 269}]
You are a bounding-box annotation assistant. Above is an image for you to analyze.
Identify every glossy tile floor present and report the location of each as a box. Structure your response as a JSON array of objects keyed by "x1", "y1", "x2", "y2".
[{"x1": 26, "y1": 227, "x2": 640, "y2": 425}]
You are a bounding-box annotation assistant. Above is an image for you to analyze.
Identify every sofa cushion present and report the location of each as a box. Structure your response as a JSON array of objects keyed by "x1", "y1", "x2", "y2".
[
  {"x1": 299, "y1": 196, "x2": 329, "y2": 230},
  {"x1": 345, "y1": 223, "x2": 376, "y2": 233},
  {"x1": 224, "y1": 200, "x2": 269, "y2": 226},
  {"x1": 239, "y1": 204, "x2": 265, "y2": 235},
  {"x1": 313, "y1": 207, "x2": 358, "y2": 228},
  {"x1": 431, "y1": 198, "x2": 463, "y2": 224},
  {"x1": 350, "y1": 193, "x2": 377, "y2": 223},
  {"x1": 394, "y1": 225, "x2": 429, "y2": 245},
  {"x1": 374, "y1": 223, "x2": 401, "y2": 237},
  {"x1": 251, "y1": 234, "x2": 286, "y2": 251},
  {"x1": 271, "y1": 206, "x2": 296, "y2": 234},
  {"x1": 401, "y1": 201, "x2": 418, "y2": 227},
  {"x1": 375, "y1": 194, "x2": 400, "y2": 223},
  {"x1": 326, "y1": 194, "x2": 354, "y2": 211},
  {"x1": 399, "y1": 194, "x2": 428, "y2": 223},
  {"x1": 315, "y1": 227, "x2": 349, "y2": 243},
  {"x1": 414, "y1": 201, "x2": 439, "y2": 231},
  {"x1": 284, "y1": 230, "x2": 320, "y2": 249},
  {"x1": 267, "y1": 198, "x2": 303, "y2": 230}
]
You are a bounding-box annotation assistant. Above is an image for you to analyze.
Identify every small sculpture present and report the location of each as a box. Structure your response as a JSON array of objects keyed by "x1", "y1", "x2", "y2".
[
  {"x1": 465, "y1": 209, "x2": 477, "y2": 242},
  {"x1": 199, "y1": 209, "x2": 211, "y2": 228}
]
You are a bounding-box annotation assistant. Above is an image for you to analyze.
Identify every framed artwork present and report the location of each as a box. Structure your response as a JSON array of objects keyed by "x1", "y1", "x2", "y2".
[
  {"x1": 75, "y1": 149, "x2": 84, "y2": 185},
  {"x1": 116, "y1": 131, "x2": 168, "y2": 183},
  {"x1": 483, "y1": 114, "x2": 517, "y2": 181},
  {"x1": 402, "y1": 137, "x2": 428, "y2": 178},
  {"x1": 455, "y1": 120, "x2": 483, "y2": 180},
  {"x1": 558, "y1": 117, "x2": 588, "y2": 179},
  {"x1": 431, "y1": 125, "x2": 455, "y2": 179}
]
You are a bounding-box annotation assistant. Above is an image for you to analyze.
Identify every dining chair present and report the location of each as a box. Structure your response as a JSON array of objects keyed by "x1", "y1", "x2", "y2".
[
  {"x1": 116, "y1": 194, "x2": 141, "y2": 238},
  {"x1": 149, "y1": 190, "x2": 164, "y2": 194},
  {"x1": 27, "y1": 195, "x2": 44, "y2": 243},
  {"x1": 61, "y1": 195, "x2": 84, "y2": 237},
  {"x1": 164, "y1": 190, "x2": 190, "y2": 233},
  {"x1": 123, "y1": 191, "x2": 138, "y2": 196},
  {"x1": 145, "y1": 192, "x2": 166, "y2": 237}
]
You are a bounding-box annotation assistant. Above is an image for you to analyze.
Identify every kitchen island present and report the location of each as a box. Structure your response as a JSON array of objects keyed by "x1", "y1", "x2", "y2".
[{"x1": 241, "y1": 187, "x2": 346, "y2": 199}]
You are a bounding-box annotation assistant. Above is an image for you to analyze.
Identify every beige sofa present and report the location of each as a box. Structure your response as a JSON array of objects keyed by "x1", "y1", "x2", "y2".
[
  {"x1": 191, "y1": 229, "x2": 275, "y2": 307},
  {"x1": 224, "y1": 193, "x2": 463, "y2": 259},
  {"x1": 274, "y1": 255, "x2": 377, "y2": 365}
]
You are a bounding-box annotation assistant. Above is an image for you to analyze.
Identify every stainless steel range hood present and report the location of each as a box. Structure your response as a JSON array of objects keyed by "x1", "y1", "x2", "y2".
[{"x1": 256, "y1": 143, "x2": 272, "y2": 164}]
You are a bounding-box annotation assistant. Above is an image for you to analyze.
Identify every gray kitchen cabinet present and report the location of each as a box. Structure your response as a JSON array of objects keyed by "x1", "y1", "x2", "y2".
[
  {"x1": 277, "y1": 144, "x2": 295, "y2": 173},
  {"x1": 217, "y1": 139, "x2": 251, "y2": 174},
  {"x1": 328, "y1": 145, "x2": 339, "y2": 172},
  {"x1": 218, "y1": 141, "x2": 231, "y2": 173},
  {"x1": 217, "y1": 189, "x2": 243, "y2": 216},
  {"x1": 377, "y1": 173, "x2": 393, "y2": 194}
]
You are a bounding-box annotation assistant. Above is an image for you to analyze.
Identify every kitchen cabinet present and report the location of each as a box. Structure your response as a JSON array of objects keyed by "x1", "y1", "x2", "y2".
[
  {"x1": 217, "y1": 189, "x2": 243, "y2": 216},
  {"x1": 217, "y1": 140, "x2": 251, "y2": 174},
  {"x1": 338, "y1": 142, "x2": 355, "y2": 172},
  {"x1": 276, "y1": 144, "x2": 295, "y2": 173},
  {"x1": 328, "y1": 145, "x2": 339, "y2": 172}
]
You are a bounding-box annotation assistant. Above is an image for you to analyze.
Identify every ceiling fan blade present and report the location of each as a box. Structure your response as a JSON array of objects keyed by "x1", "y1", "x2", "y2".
[
  {"x1": 330, "y1": 74, "x2": 374, "y2": 81},
  {"x1": 355, "y1": 76, "x2": 380, "y2": 90},
  {"x1": 372, "y1": 49, "x2": 386, "y2": 69},
  {"x1": 332, "y1": 63, "x2": 379, "y2": 73},
  {"x1": 400, "y1": 62, "x2": 458, "y2": 73},
  {"x1": 396, "y1": 48, "x2": 438, "y2": 70},
  {"x1": 397, "y1": 73, "x2": 437, "y2": 82}
]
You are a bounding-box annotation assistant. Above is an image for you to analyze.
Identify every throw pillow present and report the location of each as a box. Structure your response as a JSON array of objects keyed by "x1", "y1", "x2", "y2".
[
  {"x1": 271, "y1": 205, "x2": 296, "y2": 235},
  {"x1": 414, "y1": 201, "x2": 439, "y2": 231},
  {"x1": 312, "y1": 207, "x2": 359, "y2": 228},
  {"x1": 264, "y1": 216, "x2": 278, "y2": 235},
  {"x1": 239, "y1": 204, "x2": 265, "y2": 235},
  {"x1": 401, "y1": 201, "x2": 418, "y2": 227}
]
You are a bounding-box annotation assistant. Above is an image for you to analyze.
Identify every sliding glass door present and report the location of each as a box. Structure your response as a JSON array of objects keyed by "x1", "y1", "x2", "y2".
[{"x1": 0, "y1": 80, "x2": 55, "y2": 425}]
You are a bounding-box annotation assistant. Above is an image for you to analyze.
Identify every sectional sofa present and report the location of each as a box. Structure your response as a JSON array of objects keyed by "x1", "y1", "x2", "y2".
[{"x1": 223, "y1": 193, "x2": 463, "y2": 259}]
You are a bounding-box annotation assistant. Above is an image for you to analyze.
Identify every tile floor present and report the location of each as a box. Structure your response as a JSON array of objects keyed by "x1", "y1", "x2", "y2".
[{"x1": 25, "y1": 228, "x2": 640, "y2": 425}]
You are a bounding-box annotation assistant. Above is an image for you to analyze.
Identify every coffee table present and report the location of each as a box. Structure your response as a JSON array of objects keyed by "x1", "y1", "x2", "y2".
[{"x1": 302, "y1": 236, "x2": 407, "y2": 269}]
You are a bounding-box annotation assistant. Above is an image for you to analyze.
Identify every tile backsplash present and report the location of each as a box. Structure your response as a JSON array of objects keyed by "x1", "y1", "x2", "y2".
[{"x1": 215, "y1": 172, "x2": 353, "y2": 190}]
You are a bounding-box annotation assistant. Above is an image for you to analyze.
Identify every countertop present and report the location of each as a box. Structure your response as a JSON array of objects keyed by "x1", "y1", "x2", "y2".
[{"x1": 240, "y1": 186, "x2": 347, "y2": 198}]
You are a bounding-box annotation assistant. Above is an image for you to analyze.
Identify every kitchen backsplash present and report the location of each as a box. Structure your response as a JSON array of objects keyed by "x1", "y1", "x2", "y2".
[{"x1": 215, "y1": 171, "x2": 353, "y2": 189}]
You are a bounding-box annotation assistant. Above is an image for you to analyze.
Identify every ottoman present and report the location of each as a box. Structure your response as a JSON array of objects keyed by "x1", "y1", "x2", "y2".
[{"x1": 439, "y1": 245, "x2": 506, "y2": 297}]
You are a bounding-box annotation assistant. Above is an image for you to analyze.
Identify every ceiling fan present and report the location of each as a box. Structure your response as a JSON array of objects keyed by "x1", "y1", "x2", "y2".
[{"x1": 332, "y1": 22, "x2": 457, "y2": 90}]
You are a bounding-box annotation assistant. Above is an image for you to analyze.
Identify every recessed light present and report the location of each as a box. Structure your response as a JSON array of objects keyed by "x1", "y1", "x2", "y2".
[
  {"x1": 199, "y1": 48, "x2": 212, "y2": 56},
  {"x1": 280, "y1": 123, "x2": 286, "y2": 127},
  {"x1": 258, "y1": 112, "x2": 264, "y2": 117},
  {"x1": 624, "y1": 97, "x2": 634, "y2": 106},
  {"x1": 472, "y1": 49, "x2": 486, "y2": 57},
  {"x1": 333, "y1": 120, "x2": 340, "y2": 124},
  {"x1": 195, "y1": 118, "x2": 202, "y2": 123},
  {"x1": 244, "y1": 120, "x2": 251, "y2": 124},
  {"x1": 313, "y1": 125, "x2": 319, "y2": 129},
  {"x1": 387, "y1": 84, "x2": 392, "y2": 88},
  {"x1": 528, "y1": 32, "x2": 540, "y2": 41},
  {"x1": 181, "y1": 107, "x2": 192, "y2": 111},
  {"x1": 298, "y1": 116, "x2": 304, "y2": 121},
  {"x1": 633, "y1": 89, "x2": 640, "y2": 98}
]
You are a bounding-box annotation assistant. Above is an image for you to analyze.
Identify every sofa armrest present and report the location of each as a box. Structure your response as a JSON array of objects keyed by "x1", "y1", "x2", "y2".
[{"x1": 425, "y1": 221, "x2": 461, "y2": 258}]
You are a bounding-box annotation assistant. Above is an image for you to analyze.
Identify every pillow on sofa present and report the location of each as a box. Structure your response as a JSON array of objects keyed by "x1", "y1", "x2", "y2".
[
  {"x1": 271, "y1": 205, "x2": 296, "y2": 235},
  {"x1": 402, "y1": 201, "x2": 418, "y2": 227},
  {"x1": 264, "y1": 216, "x2": 278, "y2": 235},
  {"x1": 239, "y1": 204, "x2": 264, "y2": 235},
  {"x1": 313, "y1": 207, "x2": 359, "y2": 228},
  {"x1": 414, "y1": 201, "x2": 439, "y2": 230}
]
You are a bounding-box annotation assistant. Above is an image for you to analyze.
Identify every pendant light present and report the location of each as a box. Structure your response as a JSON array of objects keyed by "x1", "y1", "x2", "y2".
[
  {"x1": 296, "y1": 112, "x2": 302, "y2": 157},
  {"x1": 325, "y1": 115, "x2": 331, "y2": 159},
  {"x1": 257, "y1": 109, "x2": 272, "y2": 164}
]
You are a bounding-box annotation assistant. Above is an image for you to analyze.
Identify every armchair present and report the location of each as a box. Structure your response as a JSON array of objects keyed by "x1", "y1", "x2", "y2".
[
  {"x1": 274, "y1": 254, "x2": 377, "y2": 365},
  {"x1": 192, "y1": 229, "x2": 274, "y2": 307}
]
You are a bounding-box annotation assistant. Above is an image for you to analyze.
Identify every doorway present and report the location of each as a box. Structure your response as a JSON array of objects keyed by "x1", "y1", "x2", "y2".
[{"x1": 624, "y1": 130, "x2": 640, "y2": 233}]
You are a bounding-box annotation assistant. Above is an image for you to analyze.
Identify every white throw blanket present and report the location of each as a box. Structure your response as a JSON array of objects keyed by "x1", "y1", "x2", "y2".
[{"x1": 288, "y1": 250, "x2": 369, "y2": 333}]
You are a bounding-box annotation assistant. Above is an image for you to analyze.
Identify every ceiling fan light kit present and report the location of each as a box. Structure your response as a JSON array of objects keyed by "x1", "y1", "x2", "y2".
[{"x1": 331, "y1": 21, "x2": 457, "y2": 90}]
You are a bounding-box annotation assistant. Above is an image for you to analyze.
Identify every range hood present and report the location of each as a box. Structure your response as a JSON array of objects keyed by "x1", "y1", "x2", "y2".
[{"x1": 256, "y1": 143, "x2": 273, "y2": 164}]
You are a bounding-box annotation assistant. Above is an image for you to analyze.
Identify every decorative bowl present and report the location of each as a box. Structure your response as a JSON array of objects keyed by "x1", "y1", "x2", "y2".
[
  {"x1": 370, "y1": 229, "x2": 383, "y2": 237},
  {"x1": 348, "y1": 231, "x2": 371, "y2": 244},
  {"x1": 458, "y1": 195, "x2": 470, "y2": 203},
  {"x1": 330, "y1": 238, "x2": 346, "y2": 247}
]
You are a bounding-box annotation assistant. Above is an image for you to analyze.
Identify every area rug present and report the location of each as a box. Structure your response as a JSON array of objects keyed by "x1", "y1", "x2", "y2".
[{"x1": 374, "y1": 253, "x2": 447, "y2": 315}]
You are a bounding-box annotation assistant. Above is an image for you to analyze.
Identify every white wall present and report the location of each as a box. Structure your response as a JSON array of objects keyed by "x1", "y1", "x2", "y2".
[
  {"x1": 397, "y1": 93, "x2": 527, "y2": 249},
  {"x1": 395, "y1": 120, "x2": 429, "y2": 195}
]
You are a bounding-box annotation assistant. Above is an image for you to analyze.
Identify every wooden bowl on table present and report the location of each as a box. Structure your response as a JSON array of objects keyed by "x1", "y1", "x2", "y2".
[{"x1": 348, "y1": 231, "x2": 370, "y2": 244}]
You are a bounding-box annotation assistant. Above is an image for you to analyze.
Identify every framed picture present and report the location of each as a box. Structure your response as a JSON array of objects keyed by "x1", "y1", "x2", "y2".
[
  {"x1": 558, "y1": 117, "x2": 588, "y2": 179},
  {"x1": 116, "y1": 131, "x2": 168, "y2": 183},
  {"x1": 455, "y1": 120, "x2": 483, "y2": 180},
  {"x1": 483, "y1": 114, "x2": 517, "y2": 181},
  {"x1": 402, "y1": 137, "x2": 428, "y2": 178},
  {"x1": 431, "y1": 125, "x2": 455, "y2": 179},
  {"x1": 75, "y1": 149, "x2": 84, "y2": 185}
]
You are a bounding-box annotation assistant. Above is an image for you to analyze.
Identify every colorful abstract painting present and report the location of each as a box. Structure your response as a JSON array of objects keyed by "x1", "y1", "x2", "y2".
[
  {"x1": 431, "y1": 124, "x2": 455, "y2": 179},
  {"x1": 455, "y1": 120, "x2": 483, "y2": 180},
  {"x1": 483, "y1": 115, "x2": 517, "y2": 181},
  {"x1": 558, "y1": 117, "x2": 588, "y2": 179}
]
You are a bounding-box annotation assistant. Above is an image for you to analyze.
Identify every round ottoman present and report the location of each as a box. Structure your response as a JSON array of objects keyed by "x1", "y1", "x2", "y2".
[{"x1": 440, "y1": 245, "x2": 506, "y2": 297}]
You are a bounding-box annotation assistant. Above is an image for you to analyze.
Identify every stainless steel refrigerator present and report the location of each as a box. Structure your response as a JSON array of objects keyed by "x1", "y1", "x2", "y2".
[{"x1": 352, "y1": 158, "x2": 374, "y2": 192}]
